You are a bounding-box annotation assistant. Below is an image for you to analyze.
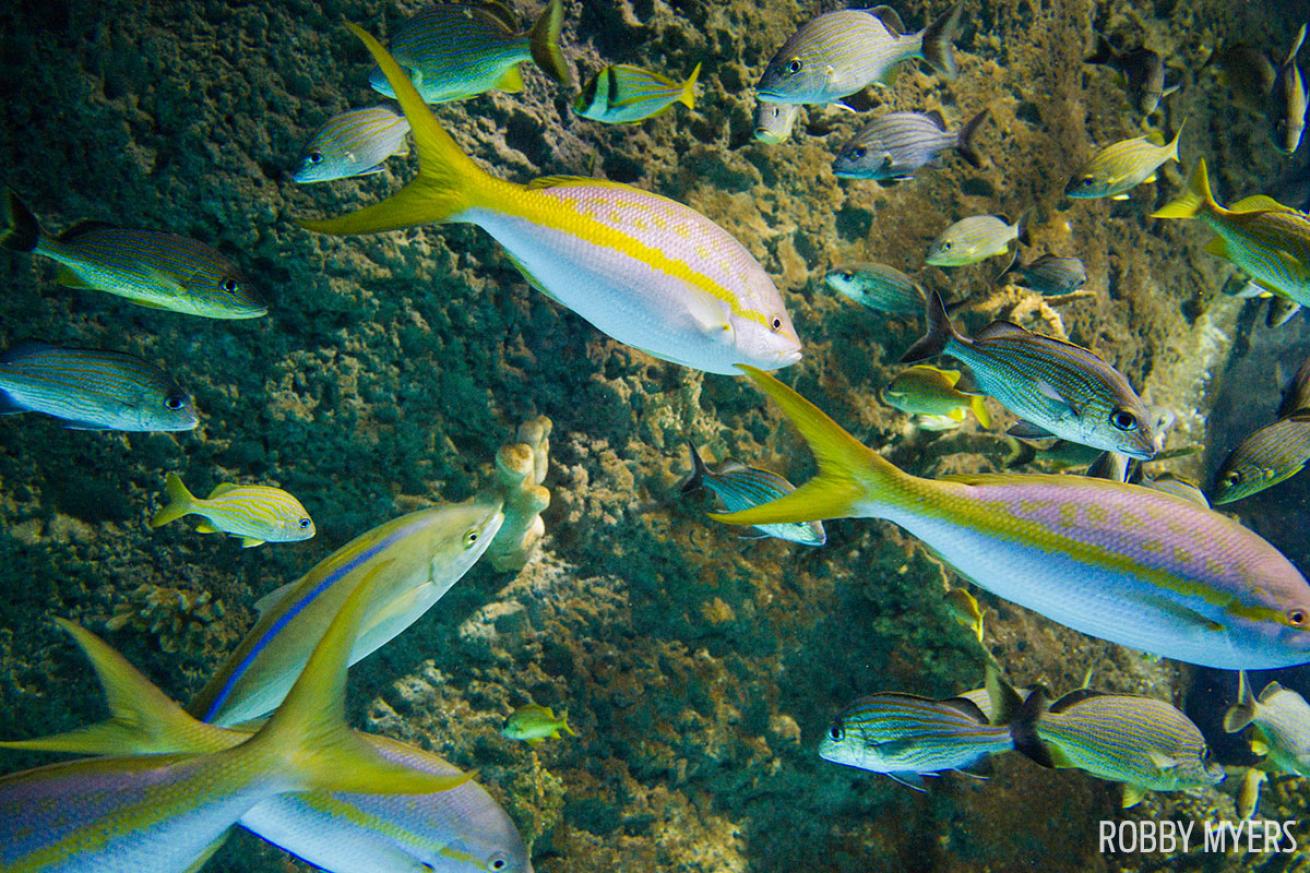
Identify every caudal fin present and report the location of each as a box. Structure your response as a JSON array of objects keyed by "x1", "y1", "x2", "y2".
[
  {"x1": 299, "y1": 23, "x2": 496, "y2": 236},
  {"x1": 149, "y1": 472, "x2": 196, "y2": 528},
  {"x1": 528, "y1": 0, "x2": 572, "y2": 87},
  {"x1": 1009, "y1": 687, "x2": 1056, "y2": 768},
  {"x1": 921, "y1": 2, "x2": 964, "y2": 80},
  {"x1": 707, "y1": 367, "x2": 908, "y2": 527},
  {"x1": 1, "y1": 190, "x2": 41, "y2": 252},
  {"x1": 1222, "y1": 670, "x2": 1257, "y2": 733},
  {"x1": 1165, "y1": 117, "x2": 1186, "y2": 164},
  {"x1": 970, "y1": 395, "x2": 992, "y2": 429},
  {"x1": 900, "y1": 290, "x2": 958, "y2": 363},
  {"x1": 681, "y1": 440, "x2": 709, "y2": 493},
  {"x1": 679, "y1": 62, "x2": 702, "y2": 109},
  {"x1": 1151, "y1": 158, "x2": 1217, "y2": 220},
  {"x1": 956, "y1": 107, "x2": 989, "y2": 169}
]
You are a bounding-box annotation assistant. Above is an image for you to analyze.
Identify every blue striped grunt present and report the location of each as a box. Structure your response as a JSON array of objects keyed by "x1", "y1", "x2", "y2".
[
  {"x1": 574, "y1": 62, "x2": 701, "y2": 124},
  {"x1": 1012, "y1": 687, "x2": 1224, "y2": 807},
  {"x1": 502, "y1": 703, "x2": 575, "y2": 744},
  {"x1": 683, "y1": 441, "x2": 825, "y2": 546},
  {"x1": 757, "y1": 4, "x2": 963, "y2": 106},
  {"x1": 1065, "y1": 123, "x2": 1183, "y2": 200},
  {"x1": 1211, "y1": 412, "x2": 1310, "y2": 504},
  {"x1": 1224, "y1": 670, "x2": 1310, "y2": 776},
  {"x1": 833, "y1": 109, "x2": 988, "y2": 181},
  {"x1": 926, "y1": 213, "x2": 1028, "y2": 266},
  {"x1": 0, "y1": 574, "x2": 471, "y2": 872},
  {"x1": 149, "y1": 472, "x2": 315, "y2": 548},
  {"x1": 0, "y1": 343, "x2": 197, "y2": 432},
  {"x1": 0, "y1": 616, "x2": 529, "y2": 873},
  {"x1": 902, "y1": 291, "x2": 1156, "y2": 457},
  {"x1": 294, "y1": 106, "x2": 412, "y2": 183},
  {"x1": 754, "y1": 101, "x2": 802, "y2": 144},
  {"x1": 710, "y1": 366, "x2": 1310, "y2": 669},
  {"x1": 304, "y1": 24, "x2": 802, "y2": 376},
  {"x1": 1, "y1": 191, "x2": 266, "y2": 319},
  {"x1": 1273, "y1": 24, "x2": 1308, "y2": 155},
  {"x1": 824, "y1": 262, "x2": 925, "y2": 315},
  {"x1": 881, "y1": 364, "x2": 992, "y2": 428},
  {"x1": 998, "y1": 254, "x2": 1088, "y2": 295},
  {"x1": 369, "y1": 0, "x2": 570, "y2": 104},
  {"x1": 189, "y1": 498, "x2": 504, "y2": 727}
]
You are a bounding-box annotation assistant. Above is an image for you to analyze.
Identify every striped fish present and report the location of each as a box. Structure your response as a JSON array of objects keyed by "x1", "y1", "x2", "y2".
[
  {"x1": 1065, "y1": 123, "x2": 1183, "y2": 200},
  {"x1": 832, "y1": 109, "x2": 988, "y2": 181},
  {"x1": 573, "y1": 62, "x2": 701, "y2": 124},
  {"x1": 0, "y1": 343, "x2": 197, "y2": 432},
  {"x1": 1280, "y1": 353, "x2": 1310, "y2": 416},
  {"x1": 1224, "y1": 670, "x2": 1310, "y2": 776},
  {"x1": 368, "y1": 0, "x2": 570, "y2": 104},
  {"x1": 0, "y1": 618, "x2": 530, "y2": 873},
  {"x1": 999, "y1": 254, "x2": 1088, "y2": 296},
  {"x1": 1153, "y1": 160, "x2": 1310, "y2": 306},
  {"x1": 1013, "y1": 688, "x2": 1224, "y2": 807},
  {"x1": 1272, "y1": 24, "x2": 1308, "y2": 155},
  {"x1": 902, "y1": 291, "x2": 1156, "y2": 457},
  {"x1": 0, "y1": 578, "x2": 470, "y2": 873},
  {"x1": 1, "y1": 192, "x2": 266, "y2": 319},
  {"x1": 683, "y1": 442, "x2": 825, "y2": 546},
  {"x1": 1212, "y1": 412, "x2": 1310, "y2": 504},
  {"x1": 304, "y1": 24, "x2": 802, "y2": 376},
  {"x1": 819, "y1": 691, "x2": 1014, "y2": 789},
  {"x1": 881, "y1": 365, "x2": 992, "y2": 428},
  {"x1": 754, "y1": 101, "x2": 802, "y2": 144},
  {"x1": 294, "y1": 106, "x2": 411, "y2": 183},
  {"x1": 149, "y1": 472, "x2": 315, "y2": 548},
  {"x1": 189, "y1": 498, "x2": 504, "y2": 727},
  {"x1": 824, "y1": 262, "x2": 925, "y2": 315},
  {"x1": 756, "y1": 4, "x2": 963, "y2": 106},
  {"x1": 926, "y1": 213, "x2": 1028, "y2": 267},
  {"x1": 710, "y1": 367, "x2": 1310, "y2": 669}
]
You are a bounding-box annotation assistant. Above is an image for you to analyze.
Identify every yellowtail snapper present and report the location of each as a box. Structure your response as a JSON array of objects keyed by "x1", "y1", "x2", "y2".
[
  {"x1": 293, "y1": 106, "x2": 411, "y2": 183},
  {"x1": 1212, "y1": 412, "x2": 1310, "y2": 504},
  {"x1": 369, "y1": 0, "x2": 570, "y2": 104},
  {"x1": 710, "y1": 367, "x2": 1310, "y2": 669},
  {"x1": 998, "y1": 254, "x2": 1088, "y2": 295},
  {"x1": 824, "y1": 262, "x2": 926, "y2": 315},
  {"x1": 925, "y1": 213, "x2": 1028, "y2": 267},
  {"x1": 1224, "y1": 671, "x2": 1310, "y2": 776},
  {"x1": 0, "y1": 343, "x2": 197, "y2": 432},
  {"x1": 881, "y1": 364, "x2": 992, "y2": 429},
  {"x1": 754, "y1": 101, "x2": 802, "y2": 144},
  {"x1": 833, "y1": 109, "x2": 988, "y2": 182},
  {"x1": 902, "y1": 291, "x2": 1156, "y2": 457},
  {"x1": 756, "y1": 3, "x2": 963, "y2": 106},
  {"x1": 573, "y1": 62, "x2": 701, "y2": 124},
  {"x1": 684, "y1": 442, "x2": 826, "y2": 546},
  {"x1": 304, "y1": 24, "x2": 801, "y2": 376},
  {"x1": 1012, "y1": 687, "x2": 1225, "y2": 807},
  {"x1": 1084, "y1": 35, "x2": 1175, "y2": 115},
  {"x1": 1272, "y1": 24, "x2": 1308, "y2": 155},
  {"x1": 149, "y1": 472, "x2": 316, "y2": 548},
  {"x1": 1, "y1": 192, "x2": 265, "y2": 319},
  {"x1": 1066, "y1": 123, "x2": 1183, "y2": 200}
]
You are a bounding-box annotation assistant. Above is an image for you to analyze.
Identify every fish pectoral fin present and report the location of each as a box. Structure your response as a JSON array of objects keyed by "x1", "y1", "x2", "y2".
[
  {"x1": 495, "y1": 64, "x2": 526, "y2": 93},
  {"x1": 1111, "y1": 193, "x2": 1131, "y2": 201},
  {"x1": 60, "y1": 419, "x2": 112, "y2": 430},
  {"x1": 1143, "y1": 174, "x2": 1157, "y2": 184},
  {"x1": 1146, "y1": 750, "x2": 1181, "y2": 771},
  {"x1": 1034, "y1": 379, "x2": 1079, "y2": 414},
  {"x1": 1203, "y1": 237, "x2": 1232, "y2": 259},
  {"x1": 1250, "y1": 737, "x2": 1270, "y2": 756},
  {"x1": 240, "y1": 537, "x2": 266, "y2": 548},
  {"x1": 1006, "y1": 420, "x2": 1056, "y2": 440},
  {"x1": 1142, "y1": 594, "x2": 1226, "y2": 633},
  {"x1": 54, "y1": 265, "x2": 97, "y2": 289},
  {"x1": 359, "y1": 579, "x2": 431, "y2": 635},
  {"x1": 886, "y1": 771, "x2": 928, "y2": 791},
  {"x1": 195, "y1": 521, "x2": 220, "y2": 534},
  {"x1": 1122, "y1": 783, "x2": 1148, "y2": 808},
  {"x1": 686, "y1": 295, "x2": 733, "y2": 341}
]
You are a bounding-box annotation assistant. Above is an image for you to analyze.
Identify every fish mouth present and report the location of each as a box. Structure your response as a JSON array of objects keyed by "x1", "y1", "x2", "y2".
[{"x1": 755, "y1": 87, "x2": 794, "y2": 104}]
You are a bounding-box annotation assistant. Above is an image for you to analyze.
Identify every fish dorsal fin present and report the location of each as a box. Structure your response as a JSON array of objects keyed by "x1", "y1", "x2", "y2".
[
  {"x1": 207, "y1": 483, "x2": 239, "y2": 498},
  {"x1": 1, "y1": 341, "x2": 58, "y2": 362},
  {"x1": 940, "y1": 696, "x2": 990, "y2": 721},
  {"x1": 1048, "y1": 688, "x2": 1109, "y2": 713},
  {"x1": 868, "y1": 5, "x2": 904, "y2": 36},
  {"x1": 924, "y1": 110, "x2": 947, "y2": 130},
  {"x1": 1006, "y1": 420, "x2": 1055, "y2": 440},
  {"x1": 254, "y1": 580, "x2": 299, "y2": 616},
  {"x1": 939, "y1": 367, "x2": 962, "y2": 386},
  {"x1": 974, "y1": 320, "x2": 1028, "y2": 340},
  {"x1": 1258, "y1": 681, "x2": 1285, "y2": 702},
  {"x1": 1230, "y1": 194, "x2": 1299, "y2": 214},
  {"x1": 526, "y1": 175, "x2": 635, "y2": 193},
  {"x1": 476, "y1": 0, "x2": 520, "y2": 33},
  {"x1": 57, "y1": 219, "x2": 116, "y2": 241}
]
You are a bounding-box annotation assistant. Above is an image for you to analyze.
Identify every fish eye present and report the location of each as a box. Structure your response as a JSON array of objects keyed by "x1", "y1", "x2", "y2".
[
  {"x1": 940, "y1": 241, "x2": 952, "y2": 250},
  {"x1": 220, "y1": 277, "x2": 240, "y2": 293},
  {"x1": 308, "y1": 151, "x2": 324, "y2": 164},
  {"x1": 164, "y1": 393, "x2": 186, "y2": 411},
  {"x1": 786, "y1": 57, "x2": 803, "y2": 74},
  {"x1": 828, "y1": 724, "x2": 844, "y2": 741},
  {"x1": 1110, "y1": 409, "x2": 1138, "y2": 431},
  {"x1": 298, "y1": 517, "x2": 312, "y2": 529},
  {"x1": 488, "y1": 855, "x2": 509, "y2": 872},
  {"x1": 841, "y1": 271, "x2": 854, "y2": 280},
  {"x1": 852, "y1": 147, "x2": 867, "y2": 159},
  {"x1": 1080, "y1": 177, "x2": 1095, "y2": 187},
  {"x1": 1288, "y1": 608, "x2": 1308, "y2": 627},
  {"x1": 770, "y1": 316, "x2": 783, "y2": 331},
  {"x1": 463, "y1": 528, "x2": 480, "y2": 548},
  {"x1": 1222, "y1": 470, "x2": 1243, "y2": 485}
]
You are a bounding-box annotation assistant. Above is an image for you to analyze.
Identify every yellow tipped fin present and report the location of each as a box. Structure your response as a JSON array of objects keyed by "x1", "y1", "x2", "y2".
[
  {"x1": 195, "y1": 521, "x2": 220, "y2": 534},
  {"x1": 528, "y1": 0, "x2": 571, "y2": 86},
  {"x1": 971, "y1": 395, "x2": 992, "y2": 429},
  {"x1": 149, "y1": 472, "x2": 195, "y2": 528},
  {"x1": 55, "y1": 265, "x2": 96, "y2": 289},
  {"x1": 1152, "y1": 159, "x2": 1217, "y2": 220},
  {"x1": 495, "y1": 64, "x2": 525, "y2": 93},
  {"x1": 240, "y1": 537, "x2": 265, "y2": 548},
  {"x1": 680, "y1": 62, "x2": 702, "y2": 109},
  {"x1": 1122, "y1": 784, "x2": 1148, "y2": 808},
  {"x1": 1230, "y1": 194, "x2": 1298, "y2": 214},
  {"x1": 1203, "y1": 236, "x2": 1232, "y2": 258}
]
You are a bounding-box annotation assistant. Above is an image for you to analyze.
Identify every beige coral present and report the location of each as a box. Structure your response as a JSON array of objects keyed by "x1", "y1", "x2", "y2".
[{"x1": 483, "y1": 416, "x2": 553, "y2": 573}]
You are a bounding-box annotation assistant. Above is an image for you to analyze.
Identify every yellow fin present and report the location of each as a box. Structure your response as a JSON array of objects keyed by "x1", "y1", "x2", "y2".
[
  {"x1": 948, "y1": 407, "x2": 966, "y2": 420},
  {"x1": 527, "y1": 0, "x2": 571, "y2": 87},
  {"x1": 680, "y1": 61, "x2": 702, "y2": 109},
  {"x1": 1203, "y1": 236, "x2": 1231, "y2": 258},
  {"x1": 1230, "y1": 194, "x2": 1298, "y2": 214},
  {"x1": 240, "y1": 537, "x2": 266, "y2": 548},
  {"x1": 971, "y1": 395, "x2": 992, "y2": 429},
  {"x1": 1122, "y1": 784, "x2": 1148, "y2": 808},
  {"x1": 195, "y1": 521, "x2": 220, "y2": 534},
  {"x1": 1143, "y1": 174, "x2": 1157, "y2": 184},
  {"x1": 1152, "y1": 159, "x2": 1216, "y2": 220},
  {"x1": 495, "y1": 64, "x2": 525, "y2": 93},
  {"x1": 149, "y1": 472, "x2": 195, "y2": 528},
  {"x1": 1111, "y1": 193, "x2": 1131, "y2": 201},
  {"x1": 55, "y1": 264, "x2": 97, "y2": 289},
  {"x1": 207, "y1": 483, "x2": 238, "y2": 498}
]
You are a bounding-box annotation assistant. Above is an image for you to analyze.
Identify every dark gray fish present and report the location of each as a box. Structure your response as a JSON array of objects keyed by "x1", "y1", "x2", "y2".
[
  {"x1": 832, "y1": 109, "x2": 988, "y2": 181},
  {"x1": 1208, "y1": 44, "x2": 1277, "y2": 111},
  {"x1": 1272, "y1": 24, "x2": 1308, "y2": 155},
  {"x1": 999, "y1": 254, "x2": 1088, "y2": 295},
  {"x1": 824, "y1": 263, "x2": 926, "y2": 315},
  {"x1": 902, "y1": 291, "x2": 1157, "y2": 457},
  {"x1": 683, "y1": 443, "x2": 825, "y2": 546},
  {"x1": 1279, "y1": 353, "x2": 1310, "y2": 416},
  {"x1": 0, "y1": 343, "x2": 198, "y2": 432},
  {"x1": 1212, "y1": 412, "x2": 1310, "y2": 504},
  {"x1": 1269, "y1": 296, "x2": 1303, "y2": 327},
  {"x1": 1085, "y1": 35, "x2": 1174, "y2": 115}
]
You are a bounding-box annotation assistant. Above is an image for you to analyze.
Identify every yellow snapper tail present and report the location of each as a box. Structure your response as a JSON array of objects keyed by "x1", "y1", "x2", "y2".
[
  {"x1": 528, "y1": 0, "x2": 572, "y2": 87},
  {"x1": 0, "y1": 190, "x2": 41, "y2": 253},
  {"x1": 299, "y1": 24, "x2": 498, "y2": 236},
  {"x1": 679, "y1": 62, "x2": 702, "y2": 109},
  {"x1": 1152, "y1": 158, "x2": 1216, "y2": 220},
  {"x1": 150, "y1": 472, "x2": 197, "y2": 528},
  {"x1": 1164, "y1": 116, "x2": 1185, "y2": 164},
  {"x1": 708, "y1": 366, "x2": 908, "y2": 527},
  {"x1": 1222, "y1": 670, "x2": 1258, "y2": 733},
  {"x1": 971, "y1": 395, "x2": 992, "y2": 429}
]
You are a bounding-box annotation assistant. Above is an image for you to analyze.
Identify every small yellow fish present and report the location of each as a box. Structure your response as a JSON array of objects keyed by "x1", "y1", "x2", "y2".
[
  {"x1": 150, "y1": 472, "x2": 315, "y2": 548},
  {"x1": 502, "y1": 704, "x2": 575, "y2": 744},
  {"x1": 944, "y1": 587, "x2": 985, "y2": 643},
  {"x1": 1065, "y1": 123, "x2": 1183, "y2": 200},
  {"x1": 881, "y1": 365, "x2": 991, "y2": 428}
]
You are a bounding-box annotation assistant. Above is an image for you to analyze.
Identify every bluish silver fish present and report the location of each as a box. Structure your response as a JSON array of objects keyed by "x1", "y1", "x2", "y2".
[
  {"x1": 1212, "y1": 411, "x2": 1310, "y2": 504},
  {"x1": 999, "y1": 254, "x2": 1088, "y2": 295},
  {"x1": 825, "y1": 263, "x2": 926, "y2": 315},
  {"x1": 0, "y1": 344, "x2": 198, "y2": 432},
  {"x1": 833, "y1": 109, "x2": 988, "y2": 181},
  {"x1": 683, "y1": 442, "x2": 825, "y2": 546},
  {"x1": 754, "y1": 101, "x2": 802, "y2": 144},
  {"x1": 1224, "y1": 671, "x2": 1310, "y2": 776},
  {"x1": 902, "y1": 291, "x2": 1157, "y2": 457},
  {"x1": 1272, "y1": 24, "x2": 1308, "y2": 155},
  {"x1": 294, "y1": 106, "x2": 411, "y2": 183},
  {"x1": 756, "y1": 3, "x2": 962, "y2": 106}
]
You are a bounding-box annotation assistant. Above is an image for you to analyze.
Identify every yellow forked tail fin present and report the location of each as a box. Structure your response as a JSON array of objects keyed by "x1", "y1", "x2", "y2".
[
  {"x1": 971, "y1": 395, "x2": 992, "y2": 429},
  {"x1": 1151, "y1": 158, "x2": 1218, "y2": 220},
  {"x1": 708, "y1": 366, "x2": 908, "y2": 527},
  {"x1": 299, "y1": 23, "x2": 497, "y2": 236},
  {"x1": 149, "y1": 472, "x2": 195, "y2": 528},
  {"x1": 528, "y1": 0, "x2": 572, "y2": 87},
  {"x1": 680, "y1": 62, "x2": 702, "y2": 109}
]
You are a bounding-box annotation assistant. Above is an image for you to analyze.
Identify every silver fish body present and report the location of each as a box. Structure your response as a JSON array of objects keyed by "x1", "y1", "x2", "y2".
[
  {"x1": 684, "y1": 443, "x2": 825, "y2": 545},
  {"x1": 926, "y1": 214, "x2": 1026, "y2": 266},
  {"x1": 833, "y1": 109, "x2": 987, "y2": 181},
  {"x1": 1212, "y1": 412, "x2": 1310, "y2": 504},
  {"x1": 1224, "y1": 673, "x2": 1310, "y2": 776},
  {"x1": 902, "y1": 292, "x2": 1156, "y2": 457},
  {"x1": 294, "y1": 106, "x2": 411, "y2": 183},
  {"x1": 754, "y1": 101, "x2": 802, "y2": 144},
  {"x1": 0, "y1": 344, "x2": 197, "y2": 432},
  {"x1": 1002, "y1": 254, "x2": 1088, "y2": 295},
  {"x1": 1272, "y1": 24, "x2": 1309, "y2": 155},
  {"x1": 825, "y1": 263, "x2": 925, "y2": 314}
]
